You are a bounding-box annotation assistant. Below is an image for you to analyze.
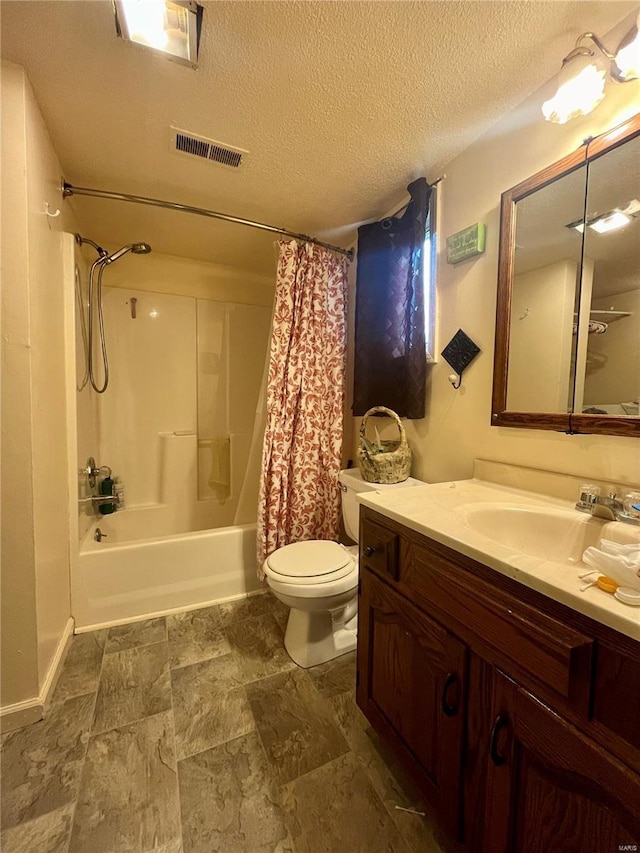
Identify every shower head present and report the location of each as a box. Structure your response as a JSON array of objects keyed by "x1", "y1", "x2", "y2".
[{"x1": 103, "y1": 242, "x2": 152, "y2": 264}]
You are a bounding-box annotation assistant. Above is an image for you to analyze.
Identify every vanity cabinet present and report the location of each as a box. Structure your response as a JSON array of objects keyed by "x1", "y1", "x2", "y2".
[
  {"x1": 357, "y1": 507, "x2": 640, "y2": 852},
  {"x1": 483, "y1": 672, "x2": 640, "y2": 853},
  {"x1": 357, "y1": 569, "x2": 467, "y2": 837}
]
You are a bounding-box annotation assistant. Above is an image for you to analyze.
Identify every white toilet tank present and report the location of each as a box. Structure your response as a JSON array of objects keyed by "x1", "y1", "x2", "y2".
[{"x1": 338, "y1": 468, "x2": 423, "y2": 543}]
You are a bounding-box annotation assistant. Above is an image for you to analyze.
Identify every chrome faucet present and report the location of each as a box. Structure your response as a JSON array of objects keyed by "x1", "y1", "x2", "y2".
[
  {"x1": 576, "y1": 490, "x2": 639, "y2": 525},
  {"x1": 590, "y1": 493, "x2": 625, "y2": 521}
]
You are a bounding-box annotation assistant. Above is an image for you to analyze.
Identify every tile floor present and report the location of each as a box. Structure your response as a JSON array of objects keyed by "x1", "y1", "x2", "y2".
[{"x1": 1, "y1": 593, "x2": 444, "y2": 853}]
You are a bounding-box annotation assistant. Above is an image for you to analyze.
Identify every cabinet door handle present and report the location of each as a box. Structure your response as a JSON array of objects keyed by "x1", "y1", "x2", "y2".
[
  {"x1": 489, "y1": 713, "x2": 509, "y2": 766},
  {"x1": 364, "y1": 545, "x2": 376, "y2": 558},
  {"x1": 441, "y1": 672, "x2": 460, "y2": 717}
]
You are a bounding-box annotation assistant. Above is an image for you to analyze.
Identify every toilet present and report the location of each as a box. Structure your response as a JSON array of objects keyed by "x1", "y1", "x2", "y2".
[{"x1": 263, "y1": 468, "x2": 422, "y2": 668}]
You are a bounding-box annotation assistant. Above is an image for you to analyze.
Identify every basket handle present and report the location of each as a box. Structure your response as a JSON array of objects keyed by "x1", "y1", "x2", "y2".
[{"x1": 359, "y1": 406, "x2": 408, "y2": 448}]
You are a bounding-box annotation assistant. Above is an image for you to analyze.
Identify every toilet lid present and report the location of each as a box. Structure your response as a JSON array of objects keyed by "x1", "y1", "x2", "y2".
[{"x1": 266, "y1": 540, "x2": 353, "y2": 580}]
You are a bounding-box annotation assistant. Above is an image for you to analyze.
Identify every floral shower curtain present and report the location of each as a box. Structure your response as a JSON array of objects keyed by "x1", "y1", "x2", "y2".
[{"x1": 257, "y1": 240, "x2": 348, "y2": 572}]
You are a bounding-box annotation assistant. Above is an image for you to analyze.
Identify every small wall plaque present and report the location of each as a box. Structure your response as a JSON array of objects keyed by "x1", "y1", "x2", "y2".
[
  {"x1": 441, "y1": 329, "x2": 481, "y2": 388},
  {"x1": 446, "y1": 223, "x2": 486, "y2": 264}
]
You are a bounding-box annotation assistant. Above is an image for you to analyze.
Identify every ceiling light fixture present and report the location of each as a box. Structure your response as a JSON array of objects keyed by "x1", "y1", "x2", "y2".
[
  {"x1": 114, "y1": 0, "x2": 203, "y2": 68},
  {"x1": 543, "y1": 12, "x2": 640, "y2": 124}
]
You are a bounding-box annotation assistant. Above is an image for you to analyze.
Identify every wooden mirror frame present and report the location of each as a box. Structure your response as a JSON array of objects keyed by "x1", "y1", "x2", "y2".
[{"x1": 491, "y1": 113, "x2": 640, "y2": 437}]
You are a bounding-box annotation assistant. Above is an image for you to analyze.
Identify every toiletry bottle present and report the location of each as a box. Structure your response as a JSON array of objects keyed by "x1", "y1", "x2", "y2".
[
  {"x1": 113, "y1": 476, "x2": 125, "y2": 509},
  {"x1": 99, "y1": 475, "x2": 116, "y2": 514}
]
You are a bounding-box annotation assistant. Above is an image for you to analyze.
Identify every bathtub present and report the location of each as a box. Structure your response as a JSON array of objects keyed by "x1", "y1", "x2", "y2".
[{"x1": 73, "y1": 509, "x2": 263, "y2": 631}]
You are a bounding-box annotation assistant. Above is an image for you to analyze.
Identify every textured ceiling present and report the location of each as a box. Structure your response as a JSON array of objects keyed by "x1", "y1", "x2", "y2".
[{"x1": 1, "y1": 0, "x2": 636, "y2": 273}]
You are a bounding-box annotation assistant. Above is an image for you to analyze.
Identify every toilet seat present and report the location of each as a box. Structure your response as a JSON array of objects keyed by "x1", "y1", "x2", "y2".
[
  {"x1": 264, "y1": 540, "x2": 355, "y2": 585},
  {"x1": 266, "y1": 563, "x2": 359, "y2": 599}
]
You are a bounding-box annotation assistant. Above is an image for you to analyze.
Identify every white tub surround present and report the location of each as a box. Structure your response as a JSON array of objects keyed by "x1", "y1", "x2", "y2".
[
  {"x1": 357, "y1": 462, "x2": 640, "y2": 641},
  {"x1": 95, "y1": 288, "x2": 270, "y2": 520}
]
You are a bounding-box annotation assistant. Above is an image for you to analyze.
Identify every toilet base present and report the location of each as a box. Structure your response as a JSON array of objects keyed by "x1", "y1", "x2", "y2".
[{"x1": 283, "y1": 606, "x2": 357, "y2": 668}]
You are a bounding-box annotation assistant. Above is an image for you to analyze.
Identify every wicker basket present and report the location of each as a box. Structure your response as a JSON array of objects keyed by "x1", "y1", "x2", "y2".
[{"x1": 357, "y1": 406, "x2": 412, "y2": 484}]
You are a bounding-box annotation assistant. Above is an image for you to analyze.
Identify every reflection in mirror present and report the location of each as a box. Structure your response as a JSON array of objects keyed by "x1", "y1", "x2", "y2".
[
  {"x1": 578, "y1": 136, "x2": 640, "y2": 417},
  {"x1": 507, "y1": 167, "x2": 587, "y2": 413},
  {"x1": 493, "y1": 113, "x2": 640, "y2": 436}
]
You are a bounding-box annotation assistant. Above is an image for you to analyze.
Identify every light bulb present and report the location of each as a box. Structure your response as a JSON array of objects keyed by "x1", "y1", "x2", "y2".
[
  {"x1": 614, "y1": 22, "x2": 640, "y2": 81},
  {"x1": 115, "y1": 0, "x2": 197, "y2": 66},
  {"x1": 542, "y1": 55, "x2": 607, "y2": 124},
  {"x1": 120, "y1": 0, "x2": 168, "y2": 51}
]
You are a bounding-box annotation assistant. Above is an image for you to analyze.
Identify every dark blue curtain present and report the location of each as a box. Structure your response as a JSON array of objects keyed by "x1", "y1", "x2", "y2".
[{"x1": 353, "y1": 178, "x2": 432, "y2": 418}]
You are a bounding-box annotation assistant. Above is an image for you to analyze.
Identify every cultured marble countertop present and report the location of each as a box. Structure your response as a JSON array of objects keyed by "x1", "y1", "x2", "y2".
[{"x1": 357, "y1": 478, "x2": 640, "y2": 642}]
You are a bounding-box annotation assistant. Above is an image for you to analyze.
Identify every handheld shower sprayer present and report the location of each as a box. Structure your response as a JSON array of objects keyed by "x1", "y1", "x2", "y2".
[
  {"x1": 76, "y1": 236, "x2": 152, "y2": 393},
  {"x1": 103, "y1": 243, "x2": 152, "y2": 264}
]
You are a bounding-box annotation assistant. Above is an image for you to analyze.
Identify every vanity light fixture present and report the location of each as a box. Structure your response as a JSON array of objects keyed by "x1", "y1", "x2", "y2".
[
  {"x1": 543, "y1": 12, "x2": 640, "y2": 124},
  {"x1": 114, "y1": 0, "x2": 203, "y2": 68},
  {"x1": 588, "y1": 211, "x2": 631, "y2": 234},
  {"x1": 615, "y1": 11, "x2": 640, "y2": 81},
  {"x1": 566, "y1": 198, "x2": 640, "y2": 234},
  {"x1": 567, "y1": 212, "x2": 630, "y2": 234}
]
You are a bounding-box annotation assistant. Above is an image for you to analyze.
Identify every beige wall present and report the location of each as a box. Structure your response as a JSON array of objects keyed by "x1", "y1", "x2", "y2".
[
  {"x1": 351, "y1": 38, "x2": 640, "y2": 487},
  {"x1": 24, "y1": 68, "x2": 75, "y2": 692},
  {"x1": 1, "y1": 63, "x2": 74, "y2": 726},
  {"x1": 1, "y1": 62, "x2": 40, "y2": 718},
  {"x1": 103, "y1": 250, "x2": 274, "y2": 306}
]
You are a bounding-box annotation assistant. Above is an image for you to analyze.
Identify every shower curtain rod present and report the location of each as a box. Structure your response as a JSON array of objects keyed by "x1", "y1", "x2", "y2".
[{"x1": 62, "y1": 181, "x2": 355, "y2": 260}]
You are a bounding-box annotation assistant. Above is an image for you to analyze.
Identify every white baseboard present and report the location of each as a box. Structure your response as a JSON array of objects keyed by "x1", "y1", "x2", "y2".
[
  {"x1": 0, "y1": 697, "x2": 43, "y2": 733},
  {"x1": 41, "y1": 617, "x2": 75, "y2": 708},
  {"x1": 0, "y1": 617, "x2": 74, "y2": 733}
]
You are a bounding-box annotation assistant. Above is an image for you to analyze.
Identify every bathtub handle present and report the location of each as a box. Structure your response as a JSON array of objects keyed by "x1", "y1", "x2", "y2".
[{"x1": 94, "y1": 528, "x2": 108, "y2": 543}]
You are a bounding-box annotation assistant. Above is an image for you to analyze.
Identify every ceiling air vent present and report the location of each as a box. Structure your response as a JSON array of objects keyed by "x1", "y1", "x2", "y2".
[{"x1": 170, "y1": 127, "x2": 247, "y2": 169}]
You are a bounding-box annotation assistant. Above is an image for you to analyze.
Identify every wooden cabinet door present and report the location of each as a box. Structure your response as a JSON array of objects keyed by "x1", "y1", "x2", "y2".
[
  {"x1": 484, "y1": 671, "x2": 640, "y2": 853},
  {"x1": 357, "y1": 569, "x2": 467, "y2": 836}
]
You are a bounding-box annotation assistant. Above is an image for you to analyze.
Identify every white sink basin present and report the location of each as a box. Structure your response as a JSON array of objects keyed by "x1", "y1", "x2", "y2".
[
  {"x1": 459, "y1": 503, "x2": 606, "y2": 562},
  {"x1": 357, "y1": 477, "x2": 640, "y2": 641}
]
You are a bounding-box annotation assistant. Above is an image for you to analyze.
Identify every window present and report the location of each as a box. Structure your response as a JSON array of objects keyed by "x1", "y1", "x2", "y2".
[{"x1": 424, "y1": 187, "x2": 438, "y2": 362}]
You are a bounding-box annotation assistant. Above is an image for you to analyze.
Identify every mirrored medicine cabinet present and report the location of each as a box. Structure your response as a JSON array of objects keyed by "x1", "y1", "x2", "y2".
[{"x1": 492, "y1": 113, "x2": 640, "y2": 437}]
